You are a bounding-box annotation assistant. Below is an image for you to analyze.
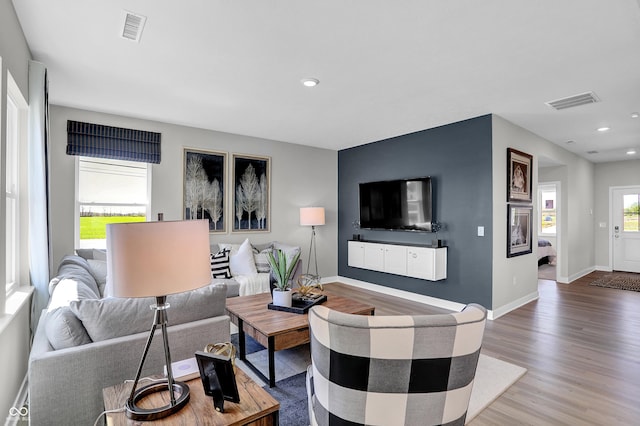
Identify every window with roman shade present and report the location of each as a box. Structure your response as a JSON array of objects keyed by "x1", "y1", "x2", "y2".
[{"x1": 66, "y1": 120, "x2": 161, "y2": 164}]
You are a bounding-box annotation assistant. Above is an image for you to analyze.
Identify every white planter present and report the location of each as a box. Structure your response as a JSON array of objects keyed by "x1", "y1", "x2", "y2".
[{"x1": 272, "y1": 289, "x2": 292, "y2": 307}]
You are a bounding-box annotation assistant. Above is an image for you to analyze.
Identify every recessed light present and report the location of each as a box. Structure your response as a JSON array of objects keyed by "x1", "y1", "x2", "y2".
[
  {"x1": 631, "y1": 112, "x2": 639, "y2": 118},
  {"x1": 597, "y1": 126, "x2": 610, "y2": 132},
  {"x1": 627, "y1": 149, "x2": 637, "y2": 155},
  {"x1": 301, "y1": 78, "x2": 319, "y2": 87}
]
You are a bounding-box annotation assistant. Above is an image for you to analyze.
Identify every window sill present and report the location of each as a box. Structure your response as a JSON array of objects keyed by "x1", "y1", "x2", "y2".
[{"x1": 0, "y1": 286, "x2": 34, "y2": 336}]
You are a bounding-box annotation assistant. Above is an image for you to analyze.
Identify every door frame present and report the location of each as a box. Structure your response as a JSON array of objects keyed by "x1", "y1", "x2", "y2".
[
  {"x1": 538, "y1": 181, "x2": 561, "y2": 282},
  {"x1": 608, "y1": 185, "x2": 640, "y2": 271}
]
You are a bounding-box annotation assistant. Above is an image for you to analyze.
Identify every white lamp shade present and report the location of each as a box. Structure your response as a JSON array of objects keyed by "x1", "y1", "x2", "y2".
[
  {"x1": 106, "y1": 220, "x2": 211, "y2": 298},
  {"x1": 300, "y1": 207, "x2": 325, "y2": 226}
]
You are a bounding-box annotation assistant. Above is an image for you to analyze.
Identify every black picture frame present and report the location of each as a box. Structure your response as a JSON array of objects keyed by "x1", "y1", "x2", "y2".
[
  {"x1": 232, "y1": 154, "x2": 271, "y2": 232},
  {"x1": 507, "y1": 148, "x2": 533, "y2": 203},
  {"x1": 183, "y1": 148, "x2": 227, "y2": 233},
  {"x1": 195, "y1": 351, "x2": 240, "y2": 413},
  {"x1": 507, "y1": 204, "x2": 533, "y2": 258}
]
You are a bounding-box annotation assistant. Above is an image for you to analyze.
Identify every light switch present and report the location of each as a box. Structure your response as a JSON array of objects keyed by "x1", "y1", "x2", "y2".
[{"x1": 478, "y1": 226, "x2": 484, "y2": 237}]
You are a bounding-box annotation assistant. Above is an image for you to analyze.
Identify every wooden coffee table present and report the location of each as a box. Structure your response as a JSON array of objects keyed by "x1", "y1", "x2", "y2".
[
  {"x1": 103, "y1": 367, "x2": 279, "y2": 425},
  {"x1": 226, "y1": 293, "x2": 375, "y2": 387}
]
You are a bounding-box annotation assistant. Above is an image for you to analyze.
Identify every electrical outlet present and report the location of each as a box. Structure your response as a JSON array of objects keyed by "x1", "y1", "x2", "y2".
[{"x1": 477, "y1": 226, "x2": 484, "y2": 237}]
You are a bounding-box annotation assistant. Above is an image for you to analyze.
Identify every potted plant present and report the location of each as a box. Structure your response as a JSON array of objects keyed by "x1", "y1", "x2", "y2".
[{"x1": 267, "y1": 249, "x2": 301, "y2": 307}]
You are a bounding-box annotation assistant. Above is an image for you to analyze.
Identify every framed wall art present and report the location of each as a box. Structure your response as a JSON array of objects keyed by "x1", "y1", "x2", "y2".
[
  {"x1": 507, "y1": 204, "x2": 533, "y2": 257},
  {"x1": 183, "y1": 148, "x2": 227, "y2": 233},
  {"x1": 507, "y1": 148, "x2": 533, "y2": 202},
  {"x1": 232, "y1": 154, "x2": 270, "y2": 232}
]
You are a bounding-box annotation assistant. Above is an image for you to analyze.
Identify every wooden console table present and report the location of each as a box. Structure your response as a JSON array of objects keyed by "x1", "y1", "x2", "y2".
[{"x1": 103, "y1": 367, "x2": 279, "y2": 425}]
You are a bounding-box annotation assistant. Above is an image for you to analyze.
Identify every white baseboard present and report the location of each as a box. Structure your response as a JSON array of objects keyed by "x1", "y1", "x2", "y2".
[
  {"x1": 490, "y1": 291, "x2": 539, "y2": 320},
  {"x1": 595, "y1": 265, "x2": 613, "y2": 272},
  {"x1": 568, "y1": 266, "x2": 596, "y2": 283}
]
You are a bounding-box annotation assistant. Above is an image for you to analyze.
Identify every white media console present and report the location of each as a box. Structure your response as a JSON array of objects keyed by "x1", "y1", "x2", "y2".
[{"x1": 348, "y1": 240, "x2": 447, "y2": 281}]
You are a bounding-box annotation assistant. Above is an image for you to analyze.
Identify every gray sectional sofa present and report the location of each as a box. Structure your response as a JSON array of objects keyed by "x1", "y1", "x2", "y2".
[{"x1": 28, "y1": 255, "x2": 233, "y2": 426}]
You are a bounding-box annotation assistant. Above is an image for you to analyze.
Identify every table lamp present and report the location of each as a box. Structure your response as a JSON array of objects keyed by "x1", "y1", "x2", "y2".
[
  {"x1": 106, "y1": 220, "x2": 211, "y2": 421},
  {"x1": 299, "y1": 207, "x2": 325, "y2": 282}
]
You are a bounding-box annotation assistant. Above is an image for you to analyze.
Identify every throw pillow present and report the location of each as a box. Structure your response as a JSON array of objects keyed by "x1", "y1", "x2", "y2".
[
  {"x1": 87, "y1": 259, "x2": 108, "y2": 296},
  {"x1": 210, "y1": 249, "x2": 232, "y2": 279},
  {"x1": 45, "y1": 307, "x2": 92, "y2": 349},
  {"x1": 253, "y1": 248, "x2": 272, "y2": 273},
  {"x1": 218, "y1": 242, "x2": 242, "y2": 254},
  {"x1": 229, "y1": 238, "x2": 257, "y2": 276}
]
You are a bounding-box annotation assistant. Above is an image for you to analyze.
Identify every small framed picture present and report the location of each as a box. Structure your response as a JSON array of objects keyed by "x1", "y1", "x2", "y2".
[
  {"x1": 507, "y1": 204, "x2": 533, "y2": 258},
  {"x1": 507, "y1": 148, "x2": 533, "y2": 203},
  {"x1": 232, "y1": 154, "x2": 271, "y2": 232},
  {"x1": 183, "y1": 148, "x2": 227, "y2": 233}
]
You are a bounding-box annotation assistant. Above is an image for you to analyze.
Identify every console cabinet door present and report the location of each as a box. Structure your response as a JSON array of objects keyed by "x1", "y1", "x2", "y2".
[
  {"x1": 384, "y1": 245, "x2": 407, "y2": 275},
  {"x1": 348, "y1": 241, "x2": 365, "y2": 268},
  {"x1": 407, "y1": 247, "x2": 447, "y2": 280},
  {"x1": 363, "y1": 243, "x2": 385, "y2": 272}
]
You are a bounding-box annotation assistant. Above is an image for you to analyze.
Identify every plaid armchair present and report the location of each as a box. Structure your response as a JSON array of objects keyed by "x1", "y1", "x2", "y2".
[{"x1": 306, "y1": 303, "x2": 487, "y2": 426}]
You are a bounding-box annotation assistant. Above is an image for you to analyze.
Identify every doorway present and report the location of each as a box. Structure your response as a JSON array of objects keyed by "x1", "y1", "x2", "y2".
[
  {"x1": 538, "y1": 182, "x2": 560, "y2": 281},
  {"x1": 611, "y1": 186, "x2": 640, "y2": 273}
]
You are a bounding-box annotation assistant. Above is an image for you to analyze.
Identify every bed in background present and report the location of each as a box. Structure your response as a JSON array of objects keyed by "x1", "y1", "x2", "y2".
[{"x1": 538, "y1": 239, "x2": 557, "y2": 266}]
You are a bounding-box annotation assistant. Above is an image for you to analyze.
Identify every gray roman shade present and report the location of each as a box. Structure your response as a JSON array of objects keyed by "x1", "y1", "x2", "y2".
[{"x1": 66, "y1": 120, "x2": 161, "y2": 164}]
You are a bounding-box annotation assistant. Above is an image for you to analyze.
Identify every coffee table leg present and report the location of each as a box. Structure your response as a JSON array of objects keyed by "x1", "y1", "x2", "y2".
[
  {"x1": 238, "y1": 318, "x2": 246, "y2": 361},
  {"x1": 268, "y1": 336, "x2": 275, "y2": 388}
]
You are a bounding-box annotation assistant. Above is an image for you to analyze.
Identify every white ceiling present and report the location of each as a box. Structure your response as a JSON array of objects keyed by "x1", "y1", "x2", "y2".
[{"x1": 12, "y1": 0, "x2": 640, "y2": 163}]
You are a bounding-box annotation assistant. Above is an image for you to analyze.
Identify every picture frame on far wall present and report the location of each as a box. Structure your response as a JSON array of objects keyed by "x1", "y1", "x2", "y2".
[
  {"x1": 183, "y1": 148, "x2": 226, "y2": 233},
  {"x1": 232, "y1": 154, "x2": 271, "y2": 233},
  {"x1": 507, "y1": 204, "x2": 533, "y2": 258},
  {"x1": 507, "y1": 148, "x2": 533, "y2": 202}
]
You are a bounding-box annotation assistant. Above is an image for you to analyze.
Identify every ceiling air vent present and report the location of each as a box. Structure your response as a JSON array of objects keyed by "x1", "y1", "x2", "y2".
[
  {"x1": 545, "y1": 92, "x2": 600, "y2": 110},
  {"x1": 120, "y1": 10, "x2": 147, "y2": 42}
]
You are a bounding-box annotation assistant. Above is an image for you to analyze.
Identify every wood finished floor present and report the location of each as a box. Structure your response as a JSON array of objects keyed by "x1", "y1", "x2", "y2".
[{"x1": 322, "y1": 271, "x2": 640, "y2": 425}]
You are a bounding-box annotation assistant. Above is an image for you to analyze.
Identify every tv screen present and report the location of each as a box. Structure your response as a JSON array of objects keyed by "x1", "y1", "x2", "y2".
[{"x1": 359, "y1": 177, "x2": 433, "y2": 232}]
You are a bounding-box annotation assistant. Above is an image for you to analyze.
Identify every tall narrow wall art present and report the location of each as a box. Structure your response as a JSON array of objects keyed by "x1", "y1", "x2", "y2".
[
  {"x1": 232, "y1": 154, "x2": 270, "y2": 232},
  {"x1": 183, "y1": 148, "x2": 227, "y2": 233}
]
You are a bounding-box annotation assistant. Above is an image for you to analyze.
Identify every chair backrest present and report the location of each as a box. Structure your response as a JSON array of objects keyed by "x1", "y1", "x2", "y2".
[{"x1": 307, "y1": 303, "x2": 487, "y2": 426}]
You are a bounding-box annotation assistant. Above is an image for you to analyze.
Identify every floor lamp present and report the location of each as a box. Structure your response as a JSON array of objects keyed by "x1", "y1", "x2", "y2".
[
  {"x1": 300, "y1": 207, "x2": 325, "y2": 283},
  {"x1": 106, "y1": 220, "x2": 212, "y2": 421}
]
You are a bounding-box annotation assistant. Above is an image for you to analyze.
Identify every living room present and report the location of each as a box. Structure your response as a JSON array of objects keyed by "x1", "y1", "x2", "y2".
[{"x1": 3, "y1": 1, "x2": 640, "y2": 424}]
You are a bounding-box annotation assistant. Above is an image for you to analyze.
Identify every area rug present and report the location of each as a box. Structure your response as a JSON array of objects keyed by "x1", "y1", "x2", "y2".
[
  {"x1": 233, "y1": 335, "x2": 527, "y2": 425},
  {"x1": 589, "y1": 273, "x2": 640, "y2": 292}
]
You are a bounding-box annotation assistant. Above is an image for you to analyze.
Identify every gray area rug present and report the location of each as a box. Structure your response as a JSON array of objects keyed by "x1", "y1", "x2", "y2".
[
  {"x1": 232, "y1": 334, "x2": 527, "y2": 425},
  {"x1": 590, "y1": 273, "x2": 640, "y2": 292}
]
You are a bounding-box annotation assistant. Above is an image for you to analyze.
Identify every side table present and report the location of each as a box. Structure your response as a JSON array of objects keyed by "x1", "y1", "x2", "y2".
[{"x1": 103, "y1": 367, "x2": 279, "y2": 425}]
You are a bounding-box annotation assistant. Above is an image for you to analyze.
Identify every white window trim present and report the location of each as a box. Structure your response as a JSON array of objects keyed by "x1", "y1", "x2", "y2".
[
  {"x1": 74, "y1": 156, "x2": 152, "y2": 249},
  {"x1": 5, "y1": 72, "x2": 28, "y2": 300}
]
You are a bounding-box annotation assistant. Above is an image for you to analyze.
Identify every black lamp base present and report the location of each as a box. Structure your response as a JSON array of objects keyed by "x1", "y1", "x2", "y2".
[{"x1": 126, "y1": 380, "x2": 190, "y2": 421}]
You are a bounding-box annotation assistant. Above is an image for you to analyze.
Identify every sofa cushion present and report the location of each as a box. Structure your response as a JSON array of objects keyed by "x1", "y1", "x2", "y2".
[
  {"x1": 45, "y1": 307, "x2": 92, "y2": 350},
  {"x1": 51, "y1": 255, "x2": 101, "y2": 298},
  {"x1": 210, "y1": 249, "x2": 232, "y2": 279},
  {"x1": 87, "y1": 259, "x2": 108, "y2": 296},
  {"x1": 45, "y1": 278, "x2": 98, "y2": 349},
  {"x1": 69, "y1": 283, "x2": 228, "y2": 342}
]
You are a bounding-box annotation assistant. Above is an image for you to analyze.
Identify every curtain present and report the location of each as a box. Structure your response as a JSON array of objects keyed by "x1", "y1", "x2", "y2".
[
  {"x1": 66, "y1": 120, "x2": 161, "y2": 164},
  {"x1": 28, "y1": 61, "x2": 52, "y2": 332}
]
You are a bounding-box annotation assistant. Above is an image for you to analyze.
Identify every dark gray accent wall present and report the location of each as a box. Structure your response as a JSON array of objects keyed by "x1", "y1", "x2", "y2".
[{"x1": 338, "y1": 115, "x2": 493, "y2": 307}]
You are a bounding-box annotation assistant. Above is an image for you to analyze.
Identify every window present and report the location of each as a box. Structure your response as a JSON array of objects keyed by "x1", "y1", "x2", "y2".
[
  {"x1": 623, "y1": 194, "x2": 639, "y2": 232},
  {"x1": 5, "y1": 73, "x2": 27, "y2": 296},
  {"x1": 76, "y1": 156, "x2": 151, "y2": 249},
  {"x1": 538, "y1": 184, "x2": 556, "y2": 236}
]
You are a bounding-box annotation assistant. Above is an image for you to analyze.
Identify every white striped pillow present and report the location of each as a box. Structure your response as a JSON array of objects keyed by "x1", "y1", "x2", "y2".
[{"x1": 210, "y1": 249, "x2": 231, "y2": 279}]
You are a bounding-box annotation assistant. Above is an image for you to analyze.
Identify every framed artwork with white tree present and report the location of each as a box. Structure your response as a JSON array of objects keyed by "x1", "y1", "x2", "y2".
[
  {"x1": 183, "y1": 148, "x2": 226, "y2": 233},
  {"x1": 232, "y1": 154, "x2": 270, "y2": 232}
]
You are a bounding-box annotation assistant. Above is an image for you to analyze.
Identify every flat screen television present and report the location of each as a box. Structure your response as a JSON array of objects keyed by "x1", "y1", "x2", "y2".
[{"x1": 359, "y1": 177, "x2": 433, "y2": 232}]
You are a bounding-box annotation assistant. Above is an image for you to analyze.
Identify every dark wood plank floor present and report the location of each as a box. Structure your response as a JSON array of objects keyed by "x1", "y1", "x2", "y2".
[{"x1": 322, "y1": 271, "x2": 640, "y2": 425}]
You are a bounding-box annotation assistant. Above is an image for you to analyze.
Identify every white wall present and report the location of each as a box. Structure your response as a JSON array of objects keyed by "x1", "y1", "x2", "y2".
[
  {"x1": 49, "y1": 105, "x2": 338, "y2": 278},
  {"x1": 491, "y1": 115, "x2": 595, "y2": 312},
  {"x1": 0, "y1": 0, "x2": 33, "y2": 420},
  {"x1": 594, "y1": 160, "x2": 640, "y2": 269}
]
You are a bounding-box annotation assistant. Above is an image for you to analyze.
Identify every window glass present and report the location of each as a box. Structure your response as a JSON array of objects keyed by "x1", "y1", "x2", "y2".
[
  {"x1": 623, "y1": 194, "x2": 639, "y2": 232},
  {"x1": 77, "y1": 157, "x2": 150, "y2": 248},
  {"x1": 539, "y1": 186, "x2": 556, "y2": 235},
  {"x1": 5, "y1": 94, "x2": 18, "y2": 293}
]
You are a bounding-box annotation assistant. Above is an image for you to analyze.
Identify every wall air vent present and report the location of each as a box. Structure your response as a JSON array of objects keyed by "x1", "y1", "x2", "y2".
[
  {"x1": 120, "y1": 10, "x2": 147, "y2": 42},
  {"x1": 545, "y1": 92, "x2": 600, "y2": 110}
]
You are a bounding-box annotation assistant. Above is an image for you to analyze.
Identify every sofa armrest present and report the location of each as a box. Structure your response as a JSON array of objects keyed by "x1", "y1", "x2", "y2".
[{"x1": 29, "y1": 315, "x2": 230, "y2": 426}]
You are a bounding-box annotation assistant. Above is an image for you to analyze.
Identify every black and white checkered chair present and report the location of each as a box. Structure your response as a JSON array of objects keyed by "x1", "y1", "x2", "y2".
[{"x1": 306, "y1": 303, "x2": 487, "y2": 426}]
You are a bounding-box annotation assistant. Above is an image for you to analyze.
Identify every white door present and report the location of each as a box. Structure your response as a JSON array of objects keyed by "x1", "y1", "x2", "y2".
[{"x1": 612, "y1": 187, "x2": 640, "y2": 273}]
